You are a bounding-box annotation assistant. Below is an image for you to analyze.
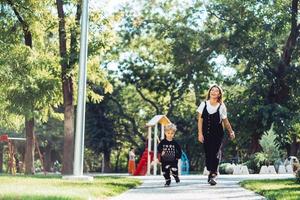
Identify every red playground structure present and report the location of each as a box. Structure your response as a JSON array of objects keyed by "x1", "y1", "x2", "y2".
[{"x1": 133, "y1": 148, "x2": 154, "y2": 175}]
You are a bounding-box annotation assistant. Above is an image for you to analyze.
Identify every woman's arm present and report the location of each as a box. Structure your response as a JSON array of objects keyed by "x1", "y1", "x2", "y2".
[
  {"x1": 223, "y1": 118, "x2": 235, "y2": 140},
  {"x1": 198, "y1": 113, "x2": 204, "y2": 143}
]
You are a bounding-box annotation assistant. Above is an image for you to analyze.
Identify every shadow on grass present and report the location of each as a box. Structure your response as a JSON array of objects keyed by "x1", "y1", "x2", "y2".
[
  {"x1": 241, "y1": 178, "x2": 300, "y2": 200},
  {"x1": 106, "y1": 182, "x2": 140, "y2": 188},
  {"x1": 59, "y1": 178, "x2": 140, "y2": 187},
  {"x1": 0, "y1": 195, "x2": 74, "y2": 200},
  {"x1": 94, "y1": 176, "x2": 125, "y2": 180},
  {"x1": 0, "y1": 173, "x2": 61, "y2": 179}
]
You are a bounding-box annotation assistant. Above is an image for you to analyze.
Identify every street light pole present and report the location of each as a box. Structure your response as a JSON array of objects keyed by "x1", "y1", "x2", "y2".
[{"x1": 73, "y1": 0, "x2": 89, "y2": 177}]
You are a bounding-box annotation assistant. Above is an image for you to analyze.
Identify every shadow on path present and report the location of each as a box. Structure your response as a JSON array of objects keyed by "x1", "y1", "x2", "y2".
[{"x1": 108, "y1": 174, "x2": 294, "y2": 200}]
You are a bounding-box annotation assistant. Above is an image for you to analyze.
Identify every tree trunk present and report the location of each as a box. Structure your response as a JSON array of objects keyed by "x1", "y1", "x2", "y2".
[
  {"x1": 56, "y1": 0, "x2": 81, "y2": 175},
  {"x1": 24, "y1": 118, "x2": 35, "y2": 174},
  {"x1": 289, "y1": 136, "x2": 300, "y2": 156},
  {"x1": 114, "y1": 150, "x2": 121, "y2": 172},
  {"x1": 250, "y1": 133, "x2": 261, "y2": 154},
  {"x1": 102, "y1": 151, "x2": 112, "y2": 173},
  {"x1": 44, "y1": 144, "x2": 52, "y2": 172},
  {"x1": 268, "y1": 0, "x2": 300, "y2": 105},
  {"x1": 61, "y1": 83, "x2": 75, "y2": 174},
  {"x1": 56, "y1": 0, "x2": 74, "y2": 175}
]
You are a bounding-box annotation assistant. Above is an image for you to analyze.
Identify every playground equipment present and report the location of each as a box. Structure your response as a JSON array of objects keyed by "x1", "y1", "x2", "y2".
[
  {"x1": 133, "y1": 148, "x2": 154, "y2": 175},
  {"x1": 0, "y1": 134, "x2": 46, "y2": 175},
  {"x1": 180, "y1": 151, "x2": 190, "y2": 175},
  {"x1": 0, "y1": 134, "x2": 26, "y2": 175}
]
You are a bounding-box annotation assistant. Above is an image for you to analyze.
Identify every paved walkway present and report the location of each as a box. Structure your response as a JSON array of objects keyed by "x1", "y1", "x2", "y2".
[{"x1": 109, "y1": 174, "x2": 294, "y2": 200}]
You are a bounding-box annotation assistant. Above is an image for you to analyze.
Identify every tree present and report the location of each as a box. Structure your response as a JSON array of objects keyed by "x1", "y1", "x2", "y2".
[
  {"x1": 55, "y1": 0, "x2": 114, "y2": 174},
  {"x1": 0, "y1": 0, "x2": 62, "y2": 174},
  {"x1": 55, "y1": 0, "x2": 79, "y2": 174}
]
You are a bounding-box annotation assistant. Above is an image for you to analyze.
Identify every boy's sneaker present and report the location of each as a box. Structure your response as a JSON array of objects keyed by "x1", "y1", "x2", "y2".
[
  {"x1": 164, "y1": 179, "x2": 171, "y2": 187},
  {"x1": 209, "y1": 174, "x2": 217, "y2": 186},
  {"x1": 174, "y1": 176, "x2": 180, "y2": 183}
]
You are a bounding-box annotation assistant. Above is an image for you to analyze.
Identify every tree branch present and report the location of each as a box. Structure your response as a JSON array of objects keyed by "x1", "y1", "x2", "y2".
[
  {"x1": 281, "y1": 0, "x2": 300, "y2": 65},
  {"x1": 135, "y1": 86, "x2": 160, "y2": 114},
  {"x1": 56, "y1": 0, "x2": 68, "y2": 72},
  {"x1": 119, "y1": 122, "x2": 141, "y2": 147},
  {"x1": 69, "y1": 0, "x2": 81, "y2": 67},
  {"x1": 6, "y1": 0, "x2": 32, "y2": 47},
  {"x1": 108, "y1": 96, "x2": 143, "y2": 139}
]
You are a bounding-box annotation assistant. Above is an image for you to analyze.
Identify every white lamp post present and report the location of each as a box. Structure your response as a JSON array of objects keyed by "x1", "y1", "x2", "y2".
[{"x1": 63, "y1": 0, "x2": 93, "y2": 181}]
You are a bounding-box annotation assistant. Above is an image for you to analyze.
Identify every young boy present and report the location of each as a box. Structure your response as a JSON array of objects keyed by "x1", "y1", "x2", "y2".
[{"x1": 157, "y1": 123, "x2": 182, "y2": 186}]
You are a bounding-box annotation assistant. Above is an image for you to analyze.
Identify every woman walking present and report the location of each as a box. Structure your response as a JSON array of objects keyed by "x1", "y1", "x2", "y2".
[{"x1": 197, "y1": 85, "x2": 235, "y2": 185}]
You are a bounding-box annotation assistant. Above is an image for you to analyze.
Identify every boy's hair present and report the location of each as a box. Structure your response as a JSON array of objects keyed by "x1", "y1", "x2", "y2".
[{"x1": 165, "y1": 123, "x2": 177, "y2": 132}]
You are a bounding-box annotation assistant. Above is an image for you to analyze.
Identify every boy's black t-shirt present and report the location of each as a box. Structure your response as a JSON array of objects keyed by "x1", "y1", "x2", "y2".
[{"x1": 157, "y1": 139, "x2": 182, "y2": 162}]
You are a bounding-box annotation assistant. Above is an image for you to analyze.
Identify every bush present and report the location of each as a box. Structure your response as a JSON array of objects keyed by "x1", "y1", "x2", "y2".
[
  {"x1": 219, "y1": 163, "x2": 228, "y2": 174},
  {"x1": 34, "y1": 159, "x2": 43, "y2": 173},
  {"x1": 53, "y1": 160, "x2": 61, "y2": 172},
  {"x1": 219, "y1": 163, "x2": 234, "y2": 174},
  {"x1": 254, "y1": 124, "x2": 283, "y2": 166},
  {"x1": 244, "y1": 154, "x2": 260, "y2": 174}
]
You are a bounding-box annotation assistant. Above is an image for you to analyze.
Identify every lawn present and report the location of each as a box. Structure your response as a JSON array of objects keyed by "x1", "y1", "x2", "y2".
[
  {"x1": 241, "y1": 179, "x2": 300, "y2": 200},
  {"x1": 0, "y1": 174, "x2": 141, "y2": 200}
]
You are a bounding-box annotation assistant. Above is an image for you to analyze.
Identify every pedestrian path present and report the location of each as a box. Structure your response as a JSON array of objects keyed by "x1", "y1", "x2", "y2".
[{"x1": 109, "y1": 174, "x2": 294, "y2": 200}]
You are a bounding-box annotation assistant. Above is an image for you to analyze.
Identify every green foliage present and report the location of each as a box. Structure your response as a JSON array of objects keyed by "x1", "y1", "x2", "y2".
[
  {"x1": 254, "y1": 124, "x2": 282, "y2": 166},
  {"x1": 219, "y1": 163, "x2": 234, "y2": 174},
  {"x1": 244, "y1": 154, "x2": 260, "y2": 174},
  {"x1": 0, "y1": 0, "x2": 62, "y2": 127},
  {"x1": 2, "y1": 44, "x2": 61, "y2": 117},
  {"x1": 34, "y1": 159, "x2": 43, "y2": 173},
  {"x1": 85, "y1": 98, "x2": 117, "y2": 155},
  {"x1": 53, "y1": 160, "x2": 62, "y2": 173},
  {"x1": 241, "y1": 179, "x2": 300, "y2": 200},
  {"x1": 83, "y1": 148, "x2": 101, "y2": 172}
]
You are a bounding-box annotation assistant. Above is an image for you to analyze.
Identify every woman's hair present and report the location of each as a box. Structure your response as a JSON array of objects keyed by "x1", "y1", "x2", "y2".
[
  {"x1": 165, "y1": 123, "x2": 177, "y2": 132},
  {"x1": 206, "y1": 84, "x2": 223, "y2": 103}
]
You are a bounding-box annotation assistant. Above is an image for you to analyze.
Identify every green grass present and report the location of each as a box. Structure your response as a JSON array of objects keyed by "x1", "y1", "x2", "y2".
[
  {"x1": 240, "y1": 179, "x2": 300, "y2": 200},
  {"x1": 0, "y1": 174, "x2": 141, "y2": 200}
]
